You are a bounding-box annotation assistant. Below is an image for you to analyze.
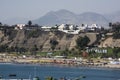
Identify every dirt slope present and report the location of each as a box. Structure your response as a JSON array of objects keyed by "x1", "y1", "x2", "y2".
[{"x1": 0, "y1": 30, "x2": 97, "y2": 52}]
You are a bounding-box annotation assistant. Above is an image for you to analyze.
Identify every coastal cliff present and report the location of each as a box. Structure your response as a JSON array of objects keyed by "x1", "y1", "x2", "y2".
[{"x1": 0, "y1": 30, "x2": 98, "y2": 52}]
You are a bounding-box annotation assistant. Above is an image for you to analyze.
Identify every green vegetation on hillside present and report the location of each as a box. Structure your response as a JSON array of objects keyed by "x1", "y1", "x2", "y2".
[{"x1": 76, "y1": 36, "x2": 90, "y2": 50}]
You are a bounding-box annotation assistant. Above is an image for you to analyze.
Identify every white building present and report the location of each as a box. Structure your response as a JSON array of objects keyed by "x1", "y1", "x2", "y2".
[
  {"x1": 41, "y1": 26, "x2": 51, "y2": 31},
  {"x1": 87, "y1": 24, "x2": 101, "y2": 31},
  {"x1": 41, "y1": 24, "x2": 102, "y2": 34},
  {"x1": 58, "y1": 24, "x2": 80, "y2": 34},
  {"x1": 69, "y1": 25, "x2": 74, "y2": 30},
  {"x1": 58, "y1": 24, "x2": 65, "y2": 31},
  {"x1": 15, "y1": 24, "x2": 25, "y2": 30}
]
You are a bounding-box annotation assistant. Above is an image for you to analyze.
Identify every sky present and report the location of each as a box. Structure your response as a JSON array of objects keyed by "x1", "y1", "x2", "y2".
[{"x1": 0, "y1": 0, "x2": 120, "y2": 24}]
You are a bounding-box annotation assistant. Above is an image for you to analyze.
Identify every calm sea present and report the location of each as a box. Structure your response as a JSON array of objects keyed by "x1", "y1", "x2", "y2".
[{"x1": 0, "y1": 63, "x2": 120, "y2": 80}]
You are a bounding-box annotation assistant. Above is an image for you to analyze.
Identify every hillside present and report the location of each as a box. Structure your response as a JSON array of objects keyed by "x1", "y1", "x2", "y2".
[
  {"x1": 99, "y1": 37, "x2": 120, "y2": 48},
  {"x1": 0, "y1": 30, "x2": 98, "y2": 52}
]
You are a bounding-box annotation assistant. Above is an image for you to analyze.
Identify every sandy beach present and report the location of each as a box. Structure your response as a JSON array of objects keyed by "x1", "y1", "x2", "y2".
[{"x1": 1, "y1": 57, "x2": 120, "y2": 69}]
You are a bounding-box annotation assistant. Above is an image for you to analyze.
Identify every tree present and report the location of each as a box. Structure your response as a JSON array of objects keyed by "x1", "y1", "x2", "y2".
[
  {"x1": 111, "y1": 22, "x2": 120, "y2": 39},
  {"x1": 109, "y1": 22, "x2": 112, "y2": 27},
  {"x1": 19, "y1": 47, "x2": 27, "y2": 53},
  {"x1": 30, "y1": 45, "x2": 38, "y2": 55},
  {"x1": 15, "y1": 46, "x2": 19, "y2": 53},
  {"x1": 76, "y1": 36, "x2": 90, "y2": 50},
  {"x1": 49, "y1": 39, "x2": 58, "y2": 51},
  {"x1": 113, "y1": 47, "x2": 120, "y2": 58},
  {"x1": 61, "y1": 48, "x2": 69, "y2": 56},
  {"x1": 28, "y1": 20, "x2": 32, "y2": 26},
  {"x1": 0, "y1": 22, "x2": 2, "y2": 26},
  {"x1": 0, "y1": 44, "x2": 8, "y2": 52},
  {"x1": 7, "y1": 46, "x2": 16, "y2": 52},
  {"x1": 112, "y1": 22, "x2": 120, "y2": 32},
  {"x1": 82, "y1": 24, "x2": 84, "y2": 27}
]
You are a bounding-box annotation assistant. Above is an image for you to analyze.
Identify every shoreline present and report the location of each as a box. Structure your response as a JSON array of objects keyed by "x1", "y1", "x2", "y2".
[
  {"x1": 0, "y1": 61, "x2": 120, "y2": 70},
  {"x1": 0, "y1": 57, "x2": 120, "y2": 69}
]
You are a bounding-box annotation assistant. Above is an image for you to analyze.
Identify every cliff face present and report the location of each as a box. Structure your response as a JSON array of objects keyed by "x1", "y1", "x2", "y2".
[
  {"x1": 0, "y1": 30, "x2": 97, "y2": 52},
  {"x1": 99, "y1": 37, "x2": 120, "y2": 48}
]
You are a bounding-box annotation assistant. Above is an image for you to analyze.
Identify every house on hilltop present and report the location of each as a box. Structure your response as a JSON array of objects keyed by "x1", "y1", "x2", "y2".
[
  {"x1": 58, "y1": 24, "x2": 80, "y2": 34},
  {"x1": 15, "y1": 24, "x2": 25, "y2": 30},
  {"x1": 86, "y1": 24, "x2": 101, "y2": 32}
]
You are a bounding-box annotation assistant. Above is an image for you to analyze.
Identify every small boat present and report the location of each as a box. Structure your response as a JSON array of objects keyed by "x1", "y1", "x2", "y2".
[
  {"x1": 9, "y1": 74, "x2": 16, "y2": 77},
  {"x1": 74, "y1": 76, "x2": 86, "y2": 80}
]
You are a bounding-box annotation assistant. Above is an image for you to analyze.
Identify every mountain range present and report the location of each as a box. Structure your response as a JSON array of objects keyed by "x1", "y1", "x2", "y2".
[
  {"x1": 2, "y1": 9, "x2": 120, "y2": 28},
  {"x1": 33, "y1": 9, "x2": 120, "y2": 27}
]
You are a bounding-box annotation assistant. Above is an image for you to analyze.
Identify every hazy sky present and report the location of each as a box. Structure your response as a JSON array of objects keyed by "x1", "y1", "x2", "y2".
[{"x1": 0, "y1": 0, "x2": 120, "y2": 21}]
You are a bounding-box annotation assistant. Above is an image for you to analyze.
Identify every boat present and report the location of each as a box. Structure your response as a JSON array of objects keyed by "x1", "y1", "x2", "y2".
[
  {"x1": 9, "y1": 74, "x2": 16, "y2": 77},
  {"x1": 73, "y1": 76, "x2": 86, "y2": 80}
]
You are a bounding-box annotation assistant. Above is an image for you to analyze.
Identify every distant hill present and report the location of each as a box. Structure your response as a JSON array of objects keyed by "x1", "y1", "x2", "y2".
[
  {"x1": 3, "y1": 9, "x2": 120, "y2": 27},
  {"x1": 33, "y1": 9, "x2": 110, "y2": 27},
  {"x1": 78, "y1": 12, "x2": 109, "y2": 26},
  {"x1": 33, "y1": 9, "x2": 79, "y2": 26}
]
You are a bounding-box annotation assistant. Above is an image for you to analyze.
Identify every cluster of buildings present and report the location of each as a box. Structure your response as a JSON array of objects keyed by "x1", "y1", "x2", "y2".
[
  {"x1": 14, "y1": 23, "x2": 102, "y2": 34},
  {"x1": 58, "y1": 24, "x2": 102, "y2": 34}
]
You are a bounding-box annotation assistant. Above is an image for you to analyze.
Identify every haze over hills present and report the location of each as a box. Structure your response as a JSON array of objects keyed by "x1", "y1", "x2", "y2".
[
  {"x1": 33, "y1": 10, "x2": 79, "y2": 26},
  {"x1": 1, "y1": 17, "x2": 30, "y2": 25},
  {"x1": 105, "y1": 11, "x2": 120, "y2": 22},
  {"x1": 33, "y1": 9, "x2": 120, "y2": 27},
  {"x1": 2, "y1": 9, "x2": 120, "y2": 27},
  {"x1": 33, "y1": 9, "x2": 109, "y2": 27},
  {"x1": 78, "y1": 12, "x2": 109, "y2": 26}
]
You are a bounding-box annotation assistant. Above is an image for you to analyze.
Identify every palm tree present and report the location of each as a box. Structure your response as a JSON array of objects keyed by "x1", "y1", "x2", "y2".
[
  {"x1": 28, "y1": 20, "x2": 32, "y2": 26},
  {"x1": 82, "y1": 24, "x2": 84, "y2": 27},
  {"x1": 0, "y1": 22, "x2": 2, "y2": 26},
  {"x1": 109, "y1": 22, "x2": 112, "y2": 27},
  {"x1": 109, "y1": 22, "x2": 113, "y2": 32}
]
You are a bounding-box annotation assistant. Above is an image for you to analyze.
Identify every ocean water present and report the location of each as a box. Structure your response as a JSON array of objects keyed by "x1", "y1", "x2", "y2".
[{"x1": 0, "y1": 63, "x2": 120, "y2": 80}]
